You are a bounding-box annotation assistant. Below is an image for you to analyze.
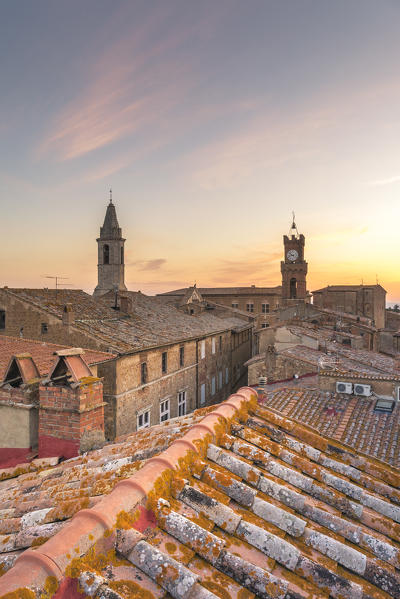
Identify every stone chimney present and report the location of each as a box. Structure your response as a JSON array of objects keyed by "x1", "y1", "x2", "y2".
[
  {"x1": 62, "y1": 303, "x2": 74, "y2": 327},
  {"x1": 120, "y1": 293, "x2": 133, "y2": 314},
  {"x1": 38, "y1": 349, "x2": 105, "y2": 459}
]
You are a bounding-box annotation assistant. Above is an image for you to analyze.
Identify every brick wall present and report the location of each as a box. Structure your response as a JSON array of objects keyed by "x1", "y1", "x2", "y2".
[{"x1": 38, "y1": 379, "x2": 105, "y2": 459}]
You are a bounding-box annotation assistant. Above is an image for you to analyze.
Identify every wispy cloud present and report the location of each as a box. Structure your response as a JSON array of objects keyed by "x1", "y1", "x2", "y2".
[
  {"x1": 131, "y1": 258, "x2": 167, "y2": 271},
  {"x1": 367, "y1": 175, "x2": 400, "y2": 186}
]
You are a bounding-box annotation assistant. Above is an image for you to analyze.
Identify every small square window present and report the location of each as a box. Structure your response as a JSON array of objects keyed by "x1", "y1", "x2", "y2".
[
  {"x1": 246, "y1": 303, "x2": 254, "y2": 313},
  {"x1": 261, "y1": 323, "x2": 269, "y2": 329},
  {"x1": 137, "y1": 409, "x2": 150, "y2": 430},
  {"x1": 160, "y1": 399, "x2": 170, "y2": 422},
  {"x1": 162, "y1": 352, "x2": 167, "y2": 374},
  {"x1": 232, "y1": 303, "x2": 238, "y2": 309}
]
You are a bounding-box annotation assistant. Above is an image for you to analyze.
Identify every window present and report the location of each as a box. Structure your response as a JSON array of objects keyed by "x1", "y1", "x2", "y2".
[
  {"x1": 41, "y1": 323, "x2": 48, "y2": 334},
  {"x1": 162, "y1": 351, "x2": 167, "y2": 374},
  {"x1": 290, "y1": 278, "x2": 297, "y2": 299},
  {"x1": 218, "y1": 371, "x2": 222, "y2": 389},
  {"x1": 219, "y1": 335, "x2": 222, "y2": 352},
  {"x1": 211, "y1": 337, "x2": 216, "y2": 354},
  {"x1": 246, "y1": 303, "x2": 254, "y2": 313},
  {"x1": 225, "y1": 367, "x2": 229, "y2": 384},
  {"x1": 232, "y1": 303, "x2": 238, "y2": 309},
  {"x1": 211, "y1": 376, "x2": 216, "y2": 396},
  {"x1": 200, "y1": 340, "x2": 205, "y2": 359},
  {"x1": 262, "y1": 303, "x2": 270, "y2": 313},
  {"x1": 140, "y1": 362, "x2": 147, "y2": 385},
  {"x1": 397, "y1": 387, "x2": 400, "y2": 402},
  {"x1": 160, "y1": 399, "x2": 170, "y2": 422},
  {"x1": 121, "y1": 246, "x2": 124, "y2": 264},
  {"x1": 0, "y1": 310, "x2": 5, "y2": 330},
  {"x1": 103, "y1": 244, "x2": 110, "y2": 265},
  {"x1": 137, "y1": 409, "x2": 150, "y2": 430},
  {"x1": 200, "y1": 383, "x2": 206, "y2": 405},
  {"x1": 179, "y1": 346, "x2": 184, "y2": 368},
  {"x1": 261, "y1": 323, "x2": 269, "y2": 329},
  {"x1": 178, "y1": 391, "x2": 186, "y2": 416}
]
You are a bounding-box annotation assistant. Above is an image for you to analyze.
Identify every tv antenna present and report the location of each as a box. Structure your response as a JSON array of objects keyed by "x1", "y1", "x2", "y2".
[{"x1": 43, "y1": 276, "x2": 71, "y2": 300}]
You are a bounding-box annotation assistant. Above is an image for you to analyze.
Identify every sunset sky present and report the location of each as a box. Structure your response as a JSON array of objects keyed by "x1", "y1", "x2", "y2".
[{"x1": 1, "y1": 1, "x2": 399, "y2": 302}]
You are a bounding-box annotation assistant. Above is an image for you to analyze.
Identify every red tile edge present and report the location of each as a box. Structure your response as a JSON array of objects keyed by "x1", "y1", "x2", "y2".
[{"x1": 0, "y1": 388, "x2": 256, "y2": 597}]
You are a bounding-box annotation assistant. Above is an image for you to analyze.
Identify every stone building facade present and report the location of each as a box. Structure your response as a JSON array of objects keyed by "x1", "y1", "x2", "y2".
[
  {"x1": 312, "y1": 284, "x2": 386, "y2": 329},
  {"x1": 0, "y1": 288, "x2": 252, "y2": 439}
]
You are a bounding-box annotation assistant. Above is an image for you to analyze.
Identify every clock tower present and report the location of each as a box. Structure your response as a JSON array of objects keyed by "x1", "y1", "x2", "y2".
[{"x1": 281, "y1": 215, "x2": 308, "y2": 302}]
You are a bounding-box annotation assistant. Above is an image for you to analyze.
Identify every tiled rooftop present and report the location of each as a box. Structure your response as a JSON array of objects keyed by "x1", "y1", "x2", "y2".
[
  {"x1": 0, "y1": 407, "x2": 214, "y2": 578},
  {"x1": 2, "y1": 288, "x2": 248, "y2": 353},
  {"x1": 1, "y1": 387, "x2": 400, "y2": 598},
  {"x1": 0, "y1": 335, "x2": 115, "y2": 379},
  {"x1": 262, "y1": 386, "x2": 400, "y2": 468},
  {"x1": 158, "y1": 285, "x2": 282, "y2": 296},
  {"x1": 280, "y1": 345, "x2": 400, "y2": 381}
]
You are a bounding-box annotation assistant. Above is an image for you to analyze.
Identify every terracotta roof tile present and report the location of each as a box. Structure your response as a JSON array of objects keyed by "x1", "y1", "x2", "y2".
[
  {"x1": 2, "y1": 288, "x2": 248, "y2": 352},
  {"x1": 1, "y1": 387, "x2": 400, "y2": 598}
]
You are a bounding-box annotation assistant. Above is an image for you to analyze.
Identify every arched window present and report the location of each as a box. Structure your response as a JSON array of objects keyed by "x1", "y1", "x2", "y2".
[
  {"x1": 121, "y1": 246, "x2": 124, "y2": 264},
  {"x1": 103, "y1": 244, "x2": 110, "y2": 264},
  {"x1": 290, "y1": 277, "x2": 297, "y2": 299}
]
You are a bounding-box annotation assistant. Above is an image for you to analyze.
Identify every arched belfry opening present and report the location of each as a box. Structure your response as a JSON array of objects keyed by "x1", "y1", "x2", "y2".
[
  {"x1": 103, "y1": 244, "x2": 110, "y2": 265},
  {"x1": 290, "y1": 277, "x2": 297, "y2": 299}
]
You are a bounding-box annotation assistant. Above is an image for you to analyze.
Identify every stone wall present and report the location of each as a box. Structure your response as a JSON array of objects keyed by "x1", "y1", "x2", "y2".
[{"x1": 319, "y1": 372, "x2": 399, "y2": 399}]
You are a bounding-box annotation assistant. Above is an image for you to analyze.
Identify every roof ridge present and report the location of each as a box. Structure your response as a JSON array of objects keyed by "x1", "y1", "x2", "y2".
[{"x1": 0, "y1": 387, "x2": 258, "y2": 596}]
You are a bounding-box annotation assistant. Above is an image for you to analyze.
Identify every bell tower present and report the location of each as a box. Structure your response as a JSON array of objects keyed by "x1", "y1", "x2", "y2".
[
  {"x1": 93, "y1": 191, "x2": 127, "y2": 297},
  {"x1": 281, "y1": 214, "x2": 308, "y2": 302}
]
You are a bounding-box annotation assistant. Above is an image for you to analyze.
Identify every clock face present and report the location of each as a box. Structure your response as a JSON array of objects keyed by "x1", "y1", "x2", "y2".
[{"x1": 287, "y1": 249, "x2": 298, "y2": 262}]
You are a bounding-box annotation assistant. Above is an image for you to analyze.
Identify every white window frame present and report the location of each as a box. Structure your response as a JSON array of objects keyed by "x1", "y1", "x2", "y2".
[
  {"x1": 178, "y1": 391, "x2": 186, "y2": 416},
  {"x1": 160, "y1": 399, "x2": 170, "y2": 422},
  {"x1": 225, "y1": 367, "x2": 229, "y2": 384},
  {"x1": 211, "y1": 376, "x2": 216, "y2": 396},
  {"x1": 261, "y1": 323, "x2": 269, "y2": 328},
  {"x1": 137, "y1": 408, "x2": 150, "y2": 430},
  {"x1": 200, "y1": 340, "x2": 206, "y2": 359},
  {"x1": 262, "y1": 303, "x2": 270, "y2": 313},
  {"x1": 211, "y1": 337, "x2": 216, "y2": 354},
  {"x1": 397, "y1": 387, "x2": 400, "y2": 401},
  {"x1": 218, "y1": 370, "x2": 223, "y2": 389}
]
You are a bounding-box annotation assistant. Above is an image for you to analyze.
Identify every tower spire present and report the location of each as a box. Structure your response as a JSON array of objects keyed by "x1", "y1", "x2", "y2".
[{"x1": 93, "y1": 192, "x2": 127, "y2": 297}]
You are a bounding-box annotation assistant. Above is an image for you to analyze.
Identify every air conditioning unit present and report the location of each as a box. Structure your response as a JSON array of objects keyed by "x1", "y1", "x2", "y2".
[
  {"x1": 354, "y1": 384, "x2": 371, "y2": 397},
  {"x1": 336, "y1": 382, "x2": 353, "y2": 394}
]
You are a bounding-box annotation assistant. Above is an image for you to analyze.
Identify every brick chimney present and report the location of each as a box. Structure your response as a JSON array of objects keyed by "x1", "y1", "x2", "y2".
[
  {"x1": 38, "y1": 349, "x2": 105, "y2": 459},
  {"x1": 0, "y1": 354, "x2": 41, "y2": 467}
]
